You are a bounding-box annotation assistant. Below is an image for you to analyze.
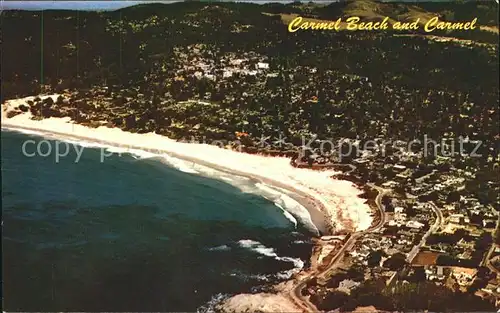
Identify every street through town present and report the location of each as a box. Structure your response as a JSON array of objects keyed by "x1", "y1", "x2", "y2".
[{"x1": 287, "y1": 182, "x2": 389, "y2": 312}]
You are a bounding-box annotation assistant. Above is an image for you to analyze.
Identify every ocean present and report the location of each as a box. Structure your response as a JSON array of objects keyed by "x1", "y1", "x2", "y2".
[{"x1": 1, "y1": 129, "x2": 314, "y2": 312}]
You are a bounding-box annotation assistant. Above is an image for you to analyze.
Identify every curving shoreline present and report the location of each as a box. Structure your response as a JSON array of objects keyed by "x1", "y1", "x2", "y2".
[
  {"x1": 1, "y1": 122, "x2": 331, "y2": 236},
  {"x1": 2, "y1": 122, "x2": 326, "y2": 311},
  {"x1": 2, "y1": 95, "x2": 374, "y2": 235},
  {"x1": 2, "y1": 95, "x2": 377, "y2": 312}
]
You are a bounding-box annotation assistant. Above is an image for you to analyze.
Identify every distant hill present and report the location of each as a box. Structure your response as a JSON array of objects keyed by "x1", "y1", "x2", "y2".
[
  {"x1": 279, "y1": 0, "x2": 498, "y2": 27},
  {"x1": 4, "y1": 0, "x2": 498, "y2": 28},
  {"x1": 1, "y1": 0, "x2": 497, "y2": 100}
]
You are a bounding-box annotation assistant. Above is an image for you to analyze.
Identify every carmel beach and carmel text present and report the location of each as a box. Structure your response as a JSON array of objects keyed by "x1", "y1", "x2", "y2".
[{"x1": 288, "y1": 16, "x2": 478, "y2": 32}]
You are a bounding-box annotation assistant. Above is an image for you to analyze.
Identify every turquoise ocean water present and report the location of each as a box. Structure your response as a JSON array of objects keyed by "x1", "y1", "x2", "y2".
[{"x1": 1, "y1": 129, "x2": 314, "y2": 311}]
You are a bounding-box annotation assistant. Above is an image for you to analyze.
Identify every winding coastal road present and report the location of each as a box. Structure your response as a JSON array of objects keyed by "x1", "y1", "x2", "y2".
[
  {"x1": 485, "y1": 244, "x2": 500, "y2": 275},
  {"x1": 288, "y1": 182, "x2": 389, "y2": 312},
  {"x1": 484, "y1": 217, "x2": 500, "y2": 275},
  {"x1": 406, "y1": 201, "x2": 443, "y2": 263},
  {"x1": 2, "y1": 121, "x2": 376, "y2": 313}
]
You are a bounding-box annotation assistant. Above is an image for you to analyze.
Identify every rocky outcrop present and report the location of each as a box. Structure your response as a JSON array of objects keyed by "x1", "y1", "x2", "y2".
[{"x1": 217, "y1": 293, "x2": 300, "y2": 313}]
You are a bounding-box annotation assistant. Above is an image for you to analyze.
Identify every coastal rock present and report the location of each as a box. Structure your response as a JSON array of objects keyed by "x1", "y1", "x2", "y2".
[
  {"x1": 29, "y1": 106, "x2": 40, "y2": 116},
  {"x1": 6, "y1": 110, "x2": 21, "y2": 118},
  {"x1": 353, "y1": 305, "x2": 381, "y2": 312},
  {"x1": 56, "y1": 95, "x2": 65, "y2": 105},
  {"x1": 124, "y1": 115, "x2": 136, "y2": 129},
  {"x1": 111, "y1": 117, "x2": 123, "y2": 127},
  {"x1": 18, "y1": 104, "x2": 29, "y2": 112},
  {"x1": 217, "y1": 293, "x2": 300, "y2": 313},
  {"x1": 42, "y1": 97, "x2": 54, "y2": 108}
]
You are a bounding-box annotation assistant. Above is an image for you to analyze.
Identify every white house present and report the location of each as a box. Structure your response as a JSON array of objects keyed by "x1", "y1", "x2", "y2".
[
  {"x1": 394, "y1": 207, "x2": 405, "y2": 214},
  {"x1": 449, "y1": 213, "x2": 465, "y2": 224},
  {"x1": 406, "y1": 220, "x2": 425, "y2": 229},
  {"x1": 230, "y1": 59, "x2": 245, "y2": 66},
  {"x1": 337, "y1": 279, "x2": 360, "y2": 294},
  {"x1": 194, "y1": 71, "x2": 203, "y2": 79},
  {"x1": 256, "y1": 62, "x2": 269, "y2": 70}
]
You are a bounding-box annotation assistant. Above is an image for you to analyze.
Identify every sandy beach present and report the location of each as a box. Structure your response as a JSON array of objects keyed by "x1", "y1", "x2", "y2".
[{"x1": 1, "y1": 95, "x2": 373, "y2": 234}]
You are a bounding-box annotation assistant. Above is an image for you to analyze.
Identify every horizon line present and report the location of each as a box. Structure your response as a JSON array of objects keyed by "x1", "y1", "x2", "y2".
[{"x1": 1, "y1": 0, "x2": 481, "y2": 12}]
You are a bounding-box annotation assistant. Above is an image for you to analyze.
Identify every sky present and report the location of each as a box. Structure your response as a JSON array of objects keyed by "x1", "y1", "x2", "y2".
[
  {"x1": 0, "y1": 0, "x2": 301, "y2": 11},
  {"x1": 1, "y1": 1, "x2": 166, "y2": 11},
  {"x1": 0, "y1": 0, "x2": 481, "y2": 11}
]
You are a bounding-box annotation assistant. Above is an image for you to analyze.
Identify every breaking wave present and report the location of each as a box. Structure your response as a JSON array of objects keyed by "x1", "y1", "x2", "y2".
[
  {"x1": 147, "y1": 153, "x2": 318, "y2": 234},
  {"x1": 197, "y1": 293, "x2": 231, "y2": 313},
  {"x1": 274, "y1": 203, "x2": 298, "y2": 228},
  {"x1": 237, "y1": 239, "x2": 304, "y2": 269},
  {"x1": 3, "y1": 126, "x2": 318, "y2": 233},
  {"x1": 256, "y1": 183, "x2": 319, "y2": 235},
  {"x1": 208, "y1": 244, "x2": 231, "y2": 252},
  {"x1": 236, "y1": 239, "x2": 305, "y2": 282},
  {"x1": 2, "y1": 127, "x2": 46, "y2": 137}
]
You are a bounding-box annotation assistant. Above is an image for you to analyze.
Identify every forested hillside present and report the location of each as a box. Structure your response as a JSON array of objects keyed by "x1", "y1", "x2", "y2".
[{"x1": 2, "y1": 0, "x2": 498, "y2": 167}]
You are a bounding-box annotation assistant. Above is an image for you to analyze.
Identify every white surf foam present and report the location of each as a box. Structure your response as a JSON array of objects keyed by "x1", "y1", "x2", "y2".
[
  {"x1": 3, "y1": 127, "x2": 111, "y2": 150},
  {"x1": 61, "y1": 138, "x2": 107, "y2": 149},
  {"x1": 197, "y1": 293, "x2": 230, "y2": 313},
  {"x1": 105, "y1": 146, "x2": 128, "y2": 154},
  {"x1": 228, "y1": 270, "x2": 270, "y2": 282},
  {"x1": 164, "y1": 165, "x2": 319, "y2": 233},
  {"x1": 256, "y1": 183, "x2": 319, "y2": 235},
  {"x1": 2, "y1": 127, "x2": 46, "y2": 137},
  {"x1": 161, "y1": 154, "x2": 199, "y2": 174},
  {"x1": 198, "y1": 177, "x2": 318, "y2": 233},
  {"x1": 274, "y1": 203, "x2": 298, "y2": 228},
  {"x1": 4, "y1": 126, "x2": 318, "y2": 233},
  {"x1": 275, "y1": 268, "x2": 300, "y2": 280},
  {"x1": 127, "y1": 148, "x2": 157, "y2": 159},
  {"x1": 237, "y1": 239, "x2": 304, "y2": 269},
  {"x1": 208, "y1": 244, "x2": 231, "y2": 252}
]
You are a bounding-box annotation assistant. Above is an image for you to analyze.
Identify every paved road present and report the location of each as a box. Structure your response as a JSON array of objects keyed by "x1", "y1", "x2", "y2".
[
  {"x1": 485, "y1": 246, "x2": 499, "y2": 275},
  {"x1": 406, "y1": 201, "x2": 443, "y2": 263},
  {"x1": 288, "y1": 183, "x2": 388, "y2": 312},
  {"x1": 484, "y1": 217, "x2": 499, "y2": 275}
]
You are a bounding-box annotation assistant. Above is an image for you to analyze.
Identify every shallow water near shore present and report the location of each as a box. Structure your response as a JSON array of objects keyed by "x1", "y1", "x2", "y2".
[{"x1": 1, "y1": 129, "x2": 314, "y2": 311}]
